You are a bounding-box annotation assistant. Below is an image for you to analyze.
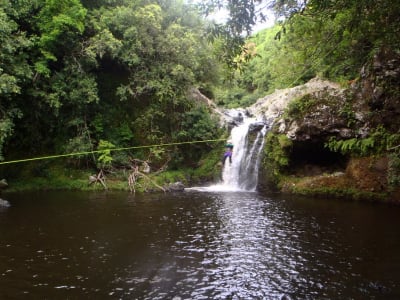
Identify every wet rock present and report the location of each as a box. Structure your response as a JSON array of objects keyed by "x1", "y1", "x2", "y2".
[
  {"x1": 0, "y1": 198, "x2": 10, "y2": 207},
  {"x1": 248, "y1": 121, "x2": 266, "y2": 132},
  {"x1": 223, "y1": 109, "x2": 249, "y2": 129},
  {"x1": 0, "y1": 179, "x2": 8, "y2": 190},
  {"x1": 166, "y1": 181, "x2": 185, "y2": 192}
]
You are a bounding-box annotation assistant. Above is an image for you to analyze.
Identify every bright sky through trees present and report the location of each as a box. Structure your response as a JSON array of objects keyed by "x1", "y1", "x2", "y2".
[{"x1": 187, "y1": 0, "x2": 276, "y2": 33}]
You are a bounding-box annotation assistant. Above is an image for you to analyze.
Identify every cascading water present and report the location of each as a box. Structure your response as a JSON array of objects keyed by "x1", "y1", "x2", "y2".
[
  {"x1": 188, "y1": 110, "x2": 267, "y2": 192},
  {"x1": 221, "y1": 116, "x2": 267, "y2": 191}
]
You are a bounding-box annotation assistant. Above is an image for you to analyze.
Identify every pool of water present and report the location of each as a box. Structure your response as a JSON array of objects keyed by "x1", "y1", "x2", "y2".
[{"x1": 1, "y1": 190, "x2": 400, "y2": 299}]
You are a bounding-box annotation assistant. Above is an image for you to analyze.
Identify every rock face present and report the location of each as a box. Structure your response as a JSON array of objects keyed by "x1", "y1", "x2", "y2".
[
  {"x1": 248, "y1": 77, "x2": 343, "y2": 124},
  {"x1": 274, "y1": 86, "x2": 351, "y2": 142},
  {"x1": 166, "y1": 181, "x2": 185, "y2": 192},
  {"x1": 251, "y1": 47, "x2": 400, "y2": 144},
  {"x1": 191, "y1": 48, "x2": 399, "y2": 201},
  {"x1": 254, "y1": 48, "x2": 400, "y2": 201},
  {"x1": 357, "y1": 47, "x2": 400, "y2": 132}
]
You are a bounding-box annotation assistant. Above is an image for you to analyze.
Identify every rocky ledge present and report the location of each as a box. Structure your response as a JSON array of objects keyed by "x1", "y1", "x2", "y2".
[{"x1": 253, "y1": 47, "x2": 400, "y2": 202}]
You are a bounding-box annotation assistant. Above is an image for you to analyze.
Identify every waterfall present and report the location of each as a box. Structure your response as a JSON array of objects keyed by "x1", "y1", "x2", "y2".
[
  {"x1": 221, "y1": 117, "x2": 267, "y2": 191},
  {"x1": 186, "y1": 109, "x2": 267, "y2": 192}
]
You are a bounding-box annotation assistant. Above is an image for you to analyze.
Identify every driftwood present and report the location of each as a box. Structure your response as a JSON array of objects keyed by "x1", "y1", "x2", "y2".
[
  {"x1": 128, "y1": 160, "x2": 165, "y2": 193},
  {"x1": 89, "y1": 169, "x2": 107, "y2": 189},
  {"x1": 388, "y1": 144, "x2": 400, "y2": 151},
  {"x1": 151, "y1": 155, "x2": 171, "y2": 176}
]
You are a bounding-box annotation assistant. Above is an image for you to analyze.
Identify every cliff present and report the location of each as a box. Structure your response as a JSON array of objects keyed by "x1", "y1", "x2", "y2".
[{"x1": 251, "y1": 48, "x2": 400, "y2": 202}]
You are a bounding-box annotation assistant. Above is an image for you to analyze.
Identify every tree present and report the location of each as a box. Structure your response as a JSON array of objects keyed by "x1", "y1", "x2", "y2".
[
  {"x1": 1, "y1": 0, "x2": 223, "y2": 172},
  {"x1": 35, "y1": 0, "x2": 87, "y2": 76},
  {"x1": 201, "y1": 0, "x2": 400, "y2": 74},
  {"x1": 0, "y1": 1, "x2": 34, "y2": 160}
]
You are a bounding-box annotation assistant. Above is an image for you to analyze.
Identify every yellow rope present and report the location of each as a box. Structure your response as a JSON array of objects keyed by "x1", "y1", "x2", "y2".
[{"x1": 0, "y1": 138, "x2": 226, "y2": 165}]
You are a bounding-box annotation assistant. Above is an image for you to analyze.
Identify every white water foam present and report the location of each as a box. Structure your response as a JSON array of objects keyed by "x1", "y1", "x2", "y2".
[{"x1": 187, "y1": 113, "x2": 266, "y2": 193}]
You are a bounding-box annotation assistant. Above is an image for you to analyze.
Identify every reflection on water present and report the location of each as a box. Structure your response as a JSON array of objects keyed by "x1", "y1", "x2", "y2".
[{"x1": 1, "y1": 190, "x2": 400, "y2": 299}]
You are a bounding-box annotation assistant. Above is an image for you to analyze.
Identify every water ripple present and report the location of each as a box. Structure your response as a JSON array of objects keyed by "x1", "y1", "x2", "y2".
[{"x1": 1, "y1": 191, "x2": 400, "y2": 299}]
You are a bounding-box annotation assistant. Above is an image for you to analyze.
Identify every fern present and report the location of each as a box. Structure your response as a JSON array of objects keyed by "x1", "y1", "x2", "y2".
[{"x1": 326, "y1": 126, "x2": 399, "y2": 157}]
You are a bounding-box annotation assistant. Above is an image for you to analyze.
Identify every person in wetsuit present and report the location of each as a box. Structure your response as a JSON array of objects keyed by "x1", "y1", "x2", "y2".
[{"x1": 222, "y1": 141, "x2": 233, "y2": 165}]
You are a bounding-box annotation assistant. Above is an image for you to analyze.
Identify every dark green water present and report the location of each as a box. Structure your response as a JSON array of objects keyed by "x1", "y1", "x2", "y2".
[{"x1": 0, "y1": 190, "x2": 399, "y2": 299}]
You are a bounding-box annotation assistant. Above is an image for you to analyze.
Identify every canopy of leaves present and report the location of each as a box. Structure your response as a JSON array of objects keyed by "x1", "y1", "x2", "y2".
[
  {"x1": 0, "y1": 0, "x2": 221, "y2": 170},
  {"x1": 213, "y1": 0, "x2": 399, "y2": 107}
]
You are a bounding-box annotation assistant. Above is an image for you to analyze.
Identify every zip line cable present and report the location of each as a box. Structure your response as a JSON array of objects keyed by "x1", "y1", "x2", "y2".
[{"x1": 0, "y1": 138, "x2": 226, "y2": 166}]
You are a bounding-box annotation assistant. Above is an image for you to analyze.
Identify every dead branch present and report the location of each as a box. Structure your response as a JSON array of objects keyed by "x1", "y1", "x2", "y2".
[
  {"x1": 128, "y1": 165, "x2": 139, "y2": 193},
  {"x1": 388, "y1": 144, "x2": 400, "y2": 151},
  {"x1": 89, "y1": 169, "x2": 107, "y2": 189},
  {"x1": 127, "y1": 160, "x2": 165, "y2": 193},
  {"x1": 151, "y1": 154, "x2": 171, "y2": 176},
  {"x1": 137, "y1": 171, "x2": 165, "y2": 193}
]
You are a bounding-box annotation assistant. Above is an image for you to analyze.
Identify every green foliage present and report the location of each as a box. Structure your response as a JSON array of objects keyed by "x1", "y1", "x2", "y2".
[
  {"x1": 190, "y1": 143, "x2": 225, "y2": 183},
  {"x1": 63, "y1": 120, "x2": 94, "y2": 166},
  {"x1": 263, "y1": 132, "x2": 292, "y2": 183},
  {"x1": 215, "y1": 0, "x2": 400, "y2": 105},
  {"x1": 201, "y1": 0, "x2": 400, "y2": 82},
  {"x1": 326, "y1": 138, "x2": 374, "y2": 157},
  {"x1": 326, "y1": 127, "x2": 400, "y2": 157},
  {"x1": 65, "y1": 134, "x2": 92, "y2": 156},
  {"x1": 155, "y1": 169, "x2": 188, "y2": 186},
  {"x1": 0, "y1": 2, "x2": 34, "y2": 158},
  {"x1": 2, "y1": 0, "x2": 398, "y2": 192},
  {"x1": 388, "y1": 152, "x2": 400, "y2": 190},
  {"x1": 339, "y1": 102, "x2": 357, "y2": 127},
  {"x1": 96, "y1": 139, "x2": 115, "y2": 169},
  {"x1": 285, "y1": 95, "x2": 316, "y2": 119},
  {"x1": 214, "y1": 84, "x2": 263, "y2": 108},
  {"x1": 36, "y1": 0, "x2": 87, "y2": 68},
  {"x1": 173, "y1": 104, "x2": 222, "y2": 166},
  {"x1": 0, "y1": 0, "x2": 223, "y2": 174},
  {"x1": 0, "y1": 112, "x2": 19, "y2": 161},
  {"x1": 177, "y1": 105, "x2": 221, "y2": 142}
]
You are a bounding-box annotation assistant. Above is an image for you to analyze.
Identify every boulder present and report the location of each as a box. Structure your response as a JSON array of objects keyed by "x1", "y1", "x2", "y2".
[
  {"x1": 0, "y1": 198, "x2": 10, "y2": 207},
  {"x1": 166, "y1": 181, "x2": 185, "y2": 192},
  {"x1": 0, "y1": 179, "x2": 8, "y2": 190},
  {"x1": 248, "y1": 121, "x2": 267, "y2": 132}
]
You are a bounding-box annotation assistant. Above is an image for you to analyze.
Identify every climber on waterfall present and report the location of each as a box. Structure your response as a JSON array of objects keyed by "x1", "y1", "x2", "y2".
[{"x1": 222, "y1": 140, "x2": 233, "y2": 165}]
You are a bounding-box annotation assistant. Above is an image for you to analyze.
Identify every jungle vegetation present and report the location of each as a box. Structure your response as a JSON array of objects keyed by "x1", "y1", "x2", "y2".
[
  {"x1": 1, "y1": 0, "x2": 399, "y2": 185},
  {"x1": 212, "y1": 0, "x2": 400, "y2": 107}
]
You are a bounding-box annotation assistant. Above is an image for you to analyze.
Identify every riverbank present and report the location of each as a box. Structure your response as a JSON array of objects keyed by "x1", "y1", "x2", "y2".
[
  {"x1": 278, "y1": 175, "x2": 391, "y2": 203},
  {"x1": 2, "y1": 163, "x2": 398, "y2": 206},
  {"x1": 2, "y1": 168, "x2": 188, "y2": 193},
  {"x1": 1, "y1": 148, "x2": 223, "y2": 194},
  {"x1": 261, "y1": 152, "x2": 400, "y2": 204}
]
